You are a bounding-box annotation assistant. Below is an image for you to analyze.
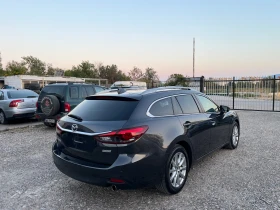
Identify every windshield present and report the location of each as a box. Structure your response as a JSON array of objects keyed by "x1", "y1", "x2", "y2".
[{"x1": 7, "y1": 90, "x2": 38, "y2": 99}]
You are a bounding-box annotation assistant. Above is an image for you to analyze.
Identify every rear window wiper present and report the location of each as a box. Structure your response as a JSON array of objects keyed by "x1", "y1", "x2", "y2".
[{"x1": 68, "y1": 114, "x2": 83, "y2": 122}]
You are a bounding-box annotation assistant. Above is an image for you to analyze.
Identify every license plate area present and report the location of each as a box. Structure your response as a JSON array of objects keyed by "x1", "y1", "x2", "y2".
[
  {"x1": 65, "y1": 133, "x2": 97, "y2": 152},
  {"x1": 45, "y1": 119, "x2": 55, "y2": 123}
]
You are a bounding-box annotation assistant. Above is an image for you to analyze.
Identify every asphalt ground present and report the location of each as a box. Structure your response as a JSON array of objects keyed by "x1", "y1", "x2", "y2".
[{"x1": 0, "y1": 111, "x2": 279, "y2": 210}]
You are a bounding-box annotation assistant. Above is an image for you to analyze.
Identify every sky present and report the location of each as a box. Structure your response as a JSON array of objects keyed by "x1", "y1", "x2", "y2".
[{"x1": 0, "y1": 0, "x2": 279, "y2": 81}]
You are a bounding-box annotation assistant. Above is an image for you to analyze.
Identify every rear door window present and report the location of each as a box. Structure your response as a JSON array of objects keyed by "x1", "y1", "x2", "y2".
[
  {"x1": 81, "y1": 87, "x2": 88, "y2": 98},
  {"x1": 172, "y1": 97, "x2": 183, "y2": 115},
  {"x1": 7, "y1": 90, "x2": 38, "y2": 99},
  {"x1": 176, "y1": 95, "x2": 200, "y2": 114},
  {"x1": 85, "y1": 86, "x2": 95, "y2": 96},
  {"x1": 69, "y1": 99, "x2": 139, "y2": 121},
  {"x1": 69, "y1": 86, "x2": 79, "y2": 99},
  {"x1": 149, "y1": 97, "x2": 173, "y2": 116}
]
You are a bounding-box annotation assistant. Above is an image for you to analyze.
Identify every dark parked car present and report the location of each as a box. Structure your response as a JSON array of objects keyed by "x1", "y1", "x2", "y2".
[
  {"x1": 35, "y1": 83, "x2": 105, "y2": 127},
  {"x1": 53, "y1": 87, "x2": 240, "y2": 194}
]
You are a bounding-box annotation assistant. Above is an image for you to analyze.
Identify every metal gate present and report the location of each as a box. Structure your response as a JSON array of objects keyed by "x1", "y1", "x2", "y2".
[{"x1": 203, "y1": 76, "x2": 280, "y2": 112}]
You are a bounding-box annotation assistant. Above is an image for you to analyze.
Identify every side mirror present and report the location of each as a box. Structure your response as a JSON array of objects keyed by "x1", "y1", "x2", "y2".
[{"x1": 220, "y1": 105, "x2": 230, "y2": 113}]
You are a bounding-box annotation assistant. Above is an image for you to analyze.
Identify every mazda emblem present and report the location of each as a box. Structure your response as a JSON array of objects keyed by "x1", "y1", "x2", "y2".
[{"x1": 72, "y1": 124, "x2": 78, "y2": 132}]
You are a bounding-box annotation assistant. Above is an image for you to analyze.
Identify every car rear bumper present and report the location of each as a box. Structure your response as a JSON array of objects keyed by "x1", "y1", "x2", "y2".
[
  {"x1": 52, "y1": 142, "x2": 163, "y2": 189},
  {"x1": 35, "y1": 112, "x2": 67, "y2": 123},
  {"x1": 5, "y1": 108, "x2": 36, "y2": 119}
]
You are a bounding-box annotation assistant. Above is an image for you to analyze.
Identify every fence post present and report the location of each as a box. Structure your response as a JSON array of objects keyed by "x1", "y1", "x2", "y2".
[
  {"x1": 233, "y1": 77, "x2": 235, "y2": 109},
  {"x1": 200, "y1": 76, "x2": 205, "y2": 93},
  {"x1": 273, "y1": 75, "x2": 276, "y2": 111}
]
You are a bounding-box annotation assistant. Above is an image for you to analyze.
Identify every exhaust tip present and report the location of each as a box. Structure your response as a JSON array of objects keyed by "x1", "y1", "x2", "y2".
[{"x1": 112, "y1": 185, "x2": 118, "y2": 191}]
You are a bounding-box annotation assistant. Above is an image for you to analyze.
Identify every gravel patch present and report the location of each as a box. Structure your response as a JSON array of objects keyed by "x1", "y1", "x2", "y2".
[{"x1": 0, "y1": 111, "x2": 279, "y2": 210}]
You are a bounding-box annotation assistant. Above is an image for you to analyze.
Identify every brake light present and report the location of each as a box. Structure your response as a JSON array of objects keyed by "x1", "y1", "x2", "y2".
[
  {"x1": 36, "y1": 102, "x2": 38, "y2": 108},
  {"x1": 64, "y1": 103, "x2": 71, "y2": 112},
  {"x1": 9, "y1": 99, "x2": 24, "y2": 107},
  {"x1": 56, "y1": 124, "x2": 62, "y2": 135},
  {"x1": 94, "y1": 126, "x2": 148, "y2": 144}
]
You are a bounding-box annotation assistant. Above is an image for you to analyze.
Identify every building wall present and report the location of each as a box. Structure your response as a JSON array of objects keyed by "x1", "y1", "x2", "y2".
[{"x1": 4, "y1": 76, "x2": 22, "y2": 89}]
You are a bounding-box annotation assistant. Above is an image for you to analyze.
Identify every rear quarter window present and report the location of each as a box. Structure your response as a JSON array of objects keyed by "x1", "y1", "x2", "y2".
[
  {"x1": 68, "y1": 99, "x2": 139, "y2": 121},
  {"x1": 149, "y1": 97, "x2": 173, "y2": 116}
]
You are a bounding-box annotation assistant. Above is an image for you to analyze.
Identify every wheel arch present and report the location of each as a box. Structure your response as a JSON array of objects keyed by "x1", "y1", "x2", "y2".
[
  {"x1": 166, "y1": 138, "x2": 193, "y2": 169},
  {"x1": 177, "y1": 141, "x2": 193, "y2": 169}
]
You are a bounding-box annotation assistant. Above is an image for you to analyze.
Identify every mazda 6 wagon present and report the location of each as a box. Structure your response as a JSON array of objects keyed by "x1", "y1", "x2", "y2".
[{"x1": 53, "y1": 87, "x2": 240, "y2": 194}]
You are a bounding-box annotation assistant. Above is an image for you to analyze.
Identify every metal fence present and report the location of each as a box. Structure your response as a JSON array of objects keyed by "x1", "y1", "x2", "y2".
[{"x1": 186, "y1": 76, "x2": 280, "y2": 112}]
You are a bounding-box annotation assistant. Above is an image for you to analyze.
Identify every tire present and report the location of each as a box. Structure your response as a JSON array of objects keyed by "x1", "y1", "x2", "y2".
[
  {"x1": 43, "y1": 121, "x2": 56, "y2": 127},
  {"x1": 40, "y1": 95, "x2": 60, "y2": 117},
  {"x1": 224, "y1": 122, "x2": 240, "y2": 150},
  {"x1": 156, "y1": 145, "x2": 189, "y2": 194},
  {"x1": 0, "y1": 110, "x2": 8, "y2": 124}
]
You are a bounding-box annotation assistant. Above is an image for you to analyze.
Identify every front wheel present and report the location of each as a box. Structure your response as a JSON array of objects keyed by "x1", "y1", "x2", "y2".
[
  {"x1": 156, "y1": 145, "x2": 189, "y2": 194},
  {"x1": 224, "y1": 122, "x2": 240, "y2": 150}
]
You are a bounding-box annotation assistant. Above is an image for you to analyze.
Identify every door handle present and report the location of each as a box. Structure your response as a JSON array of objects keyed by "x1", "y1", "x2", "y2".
[{"x1": 210, "y1": 121, "x2": 216, "y2": 126}]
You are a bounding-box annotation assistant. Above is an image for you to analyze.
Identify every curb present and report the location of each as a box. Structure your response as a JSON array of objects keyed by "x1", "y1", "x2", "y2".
[{"x1": 0, "y1": 122, "x2": 45, "y2": 133}]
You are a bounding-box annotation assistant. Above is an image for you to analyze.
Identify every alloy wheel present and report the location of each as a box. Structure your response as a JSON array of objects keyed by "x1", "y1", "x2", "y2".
[
  {"x1": 232, "y1": 125, "x2": 239, "y2": 146},
  {"x1": 169, "y1": 152, "x2": 187, "y2": 188}
]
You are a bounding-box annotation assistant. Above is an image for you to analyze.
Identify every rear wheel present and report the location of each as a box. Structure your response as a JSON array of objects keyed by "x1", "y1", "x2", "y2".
[
  {"x1": 156, "y1": 145, "x2": 189, "y2": 194},
  {"x1": 224, "y1": 122, "x2": 239, "y2": 150},
  {"x1": 0, "y1": 110, "x2": 8, "y2": 124}
]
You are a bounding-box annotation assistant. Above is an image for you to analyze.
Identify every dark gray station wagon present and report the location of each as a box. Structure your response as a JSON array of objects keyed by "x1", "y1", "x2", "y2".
[{"x1": 53, "y1": 87, "x2": 240, "y2": 194}]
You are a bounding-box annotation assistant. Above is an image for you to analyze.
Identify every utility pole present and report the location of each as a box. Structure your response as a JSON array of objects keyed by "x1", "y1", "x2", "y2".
[
  {"x1": 193, "y1": 38, "x2": 195, "y2": 78},
  {"x1": 0, "y1": 52, "x2": 2, "y2": 70}
]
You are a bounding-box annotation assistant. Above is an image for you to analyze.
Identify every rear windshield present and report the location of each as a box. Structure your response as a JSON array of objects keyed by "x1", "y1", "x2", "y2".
[
  {"x1": 69, "y1": 99, "x2": 139, "y2": 121},
  {"x1": 7, "y1": 90, "x2": 38, "y2": 99},
  {"x1": 40, "y1": 86, "x2": 66, "y2": 97}
]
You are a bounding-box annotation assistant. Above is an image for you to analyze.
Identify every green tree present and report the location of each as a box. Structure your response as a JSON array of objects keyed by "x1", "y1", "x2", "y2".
[
  {"x1": 22, "y1": 56, "x2": 46, "y2": 76},
  {"x1": 65, "y1": 61, "x2": 98, "y2": 78},
  {"x1": 142, "y1": 67, "x2": 159, "y2": 83},
  {"x1": 165, "y1": 74, "x2": 188, "y2": 86},
  {"x1": 46, "y1": 64, "x2": 64, "y2": 76},
  {"x1": 5, "y1": 61, "x2": 27, "y2": 75},
  {"x1": 128, "y1": 67, "x2": 143, "y2": 81},
  {"x1": 98, "y1": 64, "x2": 130, "y2": 84}
]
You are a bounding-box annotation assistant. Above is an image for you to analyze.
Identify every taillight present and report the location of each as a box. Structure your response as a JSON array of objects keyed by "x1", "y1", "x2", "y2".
[
  {"x1": 56, "y1": 124, "x2": 62, "y2": 135},
  {"x1": 64, "y1": 102, "x2": 71, "y2": 112},
  {"x1": 9, "y1": 99, "x2": 24, "y2": 107},
  {"x1": 36, "y1": 102, "x2": 38, "y2": 108},
  {"x1": 94, "y1": 126, "x2": 148, "y2": 144}
]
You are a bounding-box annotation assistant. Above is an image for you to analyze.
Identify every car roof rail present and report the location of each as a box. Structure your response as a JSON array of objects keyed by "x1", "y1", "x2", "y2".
[{"x1": 142, "y1": 86, "x2": 196, "y2": 95}]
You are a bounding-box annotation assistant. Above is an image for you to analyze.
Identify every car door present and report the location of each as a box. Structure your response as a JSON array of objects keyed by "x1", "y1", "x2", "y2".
[
  {"x1": 195, "y1": 94, "x2": 231, "y2": 151},
  {"x1": 0, "y1": 91, "x2": 4, "y2": 110},
  {"x1": 173, "y1": 94, "x2": 213, "y2": 159}
]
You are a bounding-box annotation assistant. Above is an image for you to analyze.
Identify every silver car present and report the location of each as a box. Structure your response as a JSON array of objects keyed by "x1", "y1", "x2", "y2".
[{"x1": 0, "y1": 89, "x2": 38, "y2": 124}]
